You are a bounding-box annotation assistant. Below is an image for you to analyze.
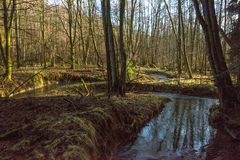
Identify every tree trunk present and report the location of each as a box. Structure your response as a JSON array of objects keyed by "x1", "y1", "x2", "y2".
[
  {"x1": 15, "y1": 4, "x2": 21, "y2": 68},
  {"x1": 2, "y1": 0, "x2": 16, "y2": 81},
  {"x1": 193, "y1": 0, "x2": 239, "y2": 112},
  {"x1": 40, "y1": 0, "x2": 46, "y2": 68},
  {"x1": 0, "y1": 36, "x2": 6, "y2": 66},
  {"x1": 177, "y1": 0, "x2": 182, "y2": 82},
  {"x1": 88, "y1": 0, "x2": 103, "y2": 67},
  {"x1": 5, "y1": 31, "x2": 12, "y2": 81},
  {"x1": 128, "y1": 0, "x2": 137, "y2": 61},
  {"x1": 119, "y1": 0, "x2": 127, "y2": 96},
  {"x1": 101, "y1": 0, "x2": 119, "y2": 96},
  {"x1": 179, "y1": 0, "x2": 193, "y2": 79},
  {"x1": 66, "y1": 0, "x2": 77, "y2": 69},
  {"x1": 238, "y1": 67, "x2": 240, "y2": 89}
]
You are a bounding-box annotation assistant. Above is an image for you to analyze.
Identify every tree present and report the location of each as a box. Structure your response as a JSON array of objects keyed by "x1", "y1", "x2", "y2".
[
  {"x1": 59, "y1": 0, "x2": 78, "y2": 69},
  {"x1": 77, "y1": 0, "x2": 89, "y2": 65},
  {"x1": 163, "y1": 0, "x2": 193, "y2": 80},
  {"x1": 228, "y1": 0, "x2": 240, "y2": 88},
  {"x1": 119, "y1": 0, "x2": 127, "y2": 96},
  {"x1": 192, "y1": 0, "x2": 240, "y2": 112},
  {"x1": 101, "y1": 0, "x2": 127, "y2": 96},
  {"x1": 39, "y1": 0, "x2": 46, "y2": 68},
  {"x1": 14, "y1": 2, "x2": 21, "y2": 68},
  {"x1": 127, "y1": 0, "x2": 137, "y2": 62},
  {"x1": 178, "y1": 0, "x2": 193, "y2": 79},
  {"x1": 101, "y1": 0, "x2": 119, "y2": 96},
  {"x1": 0, "y1": 0, "x2": 16, "y2": 80},
  {"x1": 87, "y1": 0, "x2": 103, "y2": 67}
]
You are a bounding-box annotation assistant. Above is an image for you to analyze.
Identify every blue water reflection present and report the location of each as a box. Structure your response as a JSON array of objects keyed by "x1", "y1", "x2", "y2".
[
  {"x1": 151, "y1": 74, "x2": 169, "y2": 80},
  {"x1": 115, "y1": 93, "x2": 218, "y2": 160}
]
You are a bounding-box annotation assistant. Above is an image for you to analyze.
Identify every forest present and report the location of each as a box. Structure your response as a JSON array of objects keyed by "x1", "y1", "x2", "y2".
[{"x1": 0, "y1": 0, "x2": 239, "y2": 159}]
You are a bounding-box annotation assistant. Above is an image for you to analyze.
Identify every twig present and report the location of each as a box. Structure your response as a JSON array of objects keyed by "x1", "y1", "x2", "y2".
[
  {"x1": 81, "y1": 78, "x2": 90, "y2": 96},
  {"x1": 63, "y1": 98, "x2": 77, "y2": 112},
  {"x1": 8, "y1": 69, "x2": 45, "y2": 97}
]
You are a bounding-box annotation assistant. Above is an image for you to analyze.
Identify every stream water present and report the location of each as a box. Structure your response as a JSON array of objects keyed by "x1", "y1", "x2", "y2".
[
  {"x1": 14, "y1": 81, "x2": 106, "y2": 98},
  {"x1": 151, "y1": 74, "x2": 169, "y2": 80},
  {"x1": 114, "y1": 93, "x2": 218, "y2": 160},
  {"x1": 13, "y1": 83, "x2": 62, "y2": 98}
]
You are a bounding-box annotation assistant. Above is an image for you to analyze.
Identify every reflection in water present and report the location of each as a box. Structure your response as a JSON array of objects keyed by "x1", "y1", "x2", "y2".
[
  {"x1": 115, "y1": 93, "x2": 218, "y2": 160},
  {"x1": 14, "y1": 83, "x2": 60, "y2": 98},
  {"x1": 151, "y1": 74, "x2": 169, "y2": 80}
]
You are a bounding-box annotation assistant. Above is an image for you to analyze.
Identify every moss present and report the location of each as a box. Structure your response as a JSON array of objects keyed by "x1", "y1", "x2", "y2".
[
  {"x1": 127, "y1": 61, "x2": 138, "y2": 81},
  {"x1": 32, "y1": 73, "x2": 44, "y2": 87}
]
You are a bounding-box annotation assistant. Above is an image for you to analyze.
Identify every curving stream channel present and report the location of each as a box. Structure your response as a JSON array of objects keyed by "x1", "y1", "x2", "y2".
[
  {"x1": 113, "y1": 93, "x2": 218, "y2": 160},
  {"x1": 113, "y1": 74, "x2": 218, "y2": 160},
  {"x1": 14, "y1": 74, "x2": 219, "y2": 159}
]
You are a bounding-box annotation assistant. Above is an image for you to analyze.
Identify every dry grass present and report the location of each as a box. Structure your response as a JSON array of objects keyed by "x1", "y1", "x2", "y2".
[
  {"x1": 125, "y1": 67, "x2": 217, "y2": 98},
  {"x1": 0, "y1": 94, "x2": 169, "y2": 159},
  {"x1": 137, "y1": 67, "x2": 214, "y2": 85}
]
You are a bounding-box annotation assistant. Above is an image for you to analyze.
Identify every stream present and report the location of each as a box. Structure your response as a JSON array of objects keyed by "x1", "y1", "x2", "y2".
[
  {"x1": 14, "y1": 74, "x2": 219, "y2": 159},
  {"x1": 114, "y1": 93, "x2": 218, "y2": 160},
  {"x1": 13, "y1": 83, "x2": 63, "y2": 98},
  {"x1": 151, "y1": 74, "x2": 169, "y2": 80}
]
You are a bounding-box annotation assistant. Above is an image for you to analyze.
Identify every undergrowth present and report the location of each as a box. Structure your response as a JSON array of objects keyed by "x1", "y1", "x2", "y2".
[{"x1": 0, "y1": 94, "x2": 168, "y2": 159}]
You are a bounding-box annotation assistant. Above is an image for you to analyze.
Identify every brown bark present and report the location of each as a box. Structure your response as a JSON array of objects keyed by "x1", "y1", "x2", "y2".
[
  {"x1": 2, "y1": 0, "x2": 16, "y2": 80},
  {"x1": 119, "y1": 0, "x2": 127, "y2": 96},
  {"x1": 101, "y1": 0, "x2": 119, "y2": 96},
  {"x1": 238, "y1": 67, "x2": 240, "y2": 89},
  {"x1": 192, "y1": 0, "x2": 239, "y2": 112}
]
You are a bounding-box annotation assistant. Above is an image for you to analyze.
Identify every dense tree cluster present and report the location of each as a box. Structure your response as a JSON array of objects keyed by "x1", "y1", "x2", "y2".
[
  {"x1": 0, "y1": 0, "x2": 234, "y2": 78},
  {"x1": 0, "y1": 0, "x2": 239, "y2": 105}
]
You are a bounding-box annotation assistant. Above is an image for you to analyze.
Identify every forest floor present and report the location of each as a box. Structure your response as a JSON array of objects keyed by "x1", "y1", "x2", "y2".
[{"x1": 0, "y1": 94, "x2": 169, "y2": 159}]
